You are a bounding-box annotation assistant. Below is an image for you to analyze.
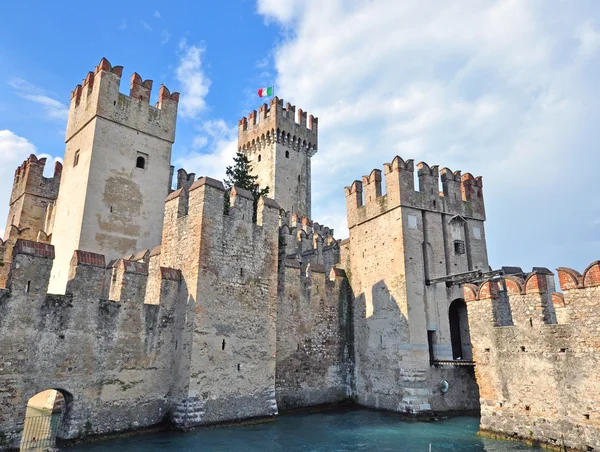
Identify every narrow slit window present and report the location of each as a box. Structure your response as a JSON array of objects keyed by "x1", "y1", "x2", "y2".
[
  {"x1": 222, "y1": 339, "x2": 226, "y2": 351},
  {"x1": 285, "y1": 150, "x2": 290, "y2": 158},
  {"x1": 73, "y1": 150, "x2": 80, "y2": 167},
  {"x1": 25, "y1": 281, "x2": 31, "y2": 293},
  {"x1": 258, "y1": 154, "x2": 262, "y2": 162}
]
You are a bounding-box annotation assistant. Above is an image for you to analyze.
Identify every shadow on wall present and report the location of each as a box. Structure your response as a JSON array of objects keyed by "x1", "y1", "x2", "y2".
[{"x1": 354, "y1": 279, "x2": 409, "y2": 394}]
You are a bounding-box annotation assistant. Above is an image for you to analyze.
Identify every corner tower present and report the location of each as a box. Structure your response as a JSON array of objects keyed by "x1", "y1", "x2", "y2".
[
  {"x1": 238, "y1": 97, "x2": 317, "y2": 218},
  {"x1": 48, "y1": 57, "x2": 179, "y2": 293}
]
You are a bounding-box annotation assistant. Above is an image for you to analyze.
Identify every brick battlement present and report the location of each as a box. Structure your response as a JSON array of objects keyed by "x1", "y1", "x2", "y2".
[
  {"x1": 238, "y1": 96, "x2": 318, "y2": 156},
  {"x1": 345, "y1": 156, "x2": 485, "y2": 228},
  {"x1": 66, "y1": 57, "x2": 179, "y2": 143},
  {"x1": 10, "y1": 154, "x2": 62, "y2": 205},
  {"x1": 279, "y1": 212, "x2": 340, "y2": 275},
  {"x1": 466, "y1": 262, "x2": 600, "y2": 450}
]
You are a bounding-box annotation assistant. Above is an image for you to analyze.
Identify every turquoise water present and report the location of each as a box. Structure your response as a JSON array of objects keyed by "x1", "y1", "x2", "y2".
[{"x1": 67, "y1": 410, "x2": 540, "y2": 451}]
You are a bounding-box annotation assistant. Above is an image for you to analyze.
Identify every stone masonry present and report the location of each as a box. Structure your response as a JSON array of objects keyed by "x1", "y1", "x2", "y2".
[
  {"x1": 48, "y1": 58, "x2": 179, "y2": 293},
  {"x1": 342, "y1": 157, "x2": 486, "y2": 414},
  {"x1": 0, "y1": 155, "x2": 62, "y2": 287},
  {"x1": 1, "y1": 55, "x2": 598, "y2": 452},
  {"x1": 465, "y1": 264, "x2": 600, "y2": 450},
  {"x1": 238, "y1": 97, "x2": 317, "y2": 218}
]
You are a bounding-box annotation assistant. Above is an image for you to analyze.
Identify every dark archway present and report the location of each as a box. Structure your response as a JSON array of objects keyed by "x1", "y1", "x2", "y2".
[
  {"x1": 449, "y1": 298, "x2": 472, "y2": 360},
  {"x1": 20, "y1": 389, "x2": 67, "y2": 451}
]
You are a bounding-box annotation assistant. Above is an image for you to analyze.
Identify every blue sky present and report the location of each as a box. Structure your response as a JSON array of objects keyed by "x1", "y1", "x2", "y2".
[{"x1": 1, "y1": 0, "x2": 600, "y2": 278}]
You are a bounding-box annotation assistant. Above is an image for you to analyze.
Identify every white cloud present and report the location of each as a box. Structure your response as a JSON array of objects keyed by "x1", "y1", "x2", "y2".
[
  {"x1": 576, "y1": 21, "x2": 600, "y2": 58},
  {"x1": 174, "y1": 121, "x2": 237, "y2": 182},
  {"x1": 0, "y1": 132, "x2": 62, "y2": 240},
  {"x1": 161, "y1": 29, "x2": 171, "y2": 45},
  {"x1": 154, "y1": 10, "x2": 161, "y2": 19},
  {"x1": 9, "y1": 79, "x2": 68, "y2": 122},
  {"x1": 0, "y1": 131, "x2": 36, "y2": 239},
  {"x1": 175, "y1": 40, "x2": 211, "y2": 118},
  {"x1": 141, "y1": 20, "x2": 153, "y2": 32},
  {"x1": 258, "y1": 0, "x2": 600, "y2": 272}
]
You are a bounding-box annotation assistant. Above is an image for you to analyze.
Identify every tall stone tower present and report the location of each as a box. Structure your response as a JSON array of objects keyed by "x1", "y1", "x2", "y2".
[
  {"x1": 344, "y1": 157, "x2": 488, "y2": 414},
  {"x1": 48, "y1": 57, "x2": 179, "y2": 293},
  {"x1": 0, "y1": 155, "x2": 62, "y2": 287},
  {"x1": 238, "y1": 97, "x2": 317, "y2": 218}
]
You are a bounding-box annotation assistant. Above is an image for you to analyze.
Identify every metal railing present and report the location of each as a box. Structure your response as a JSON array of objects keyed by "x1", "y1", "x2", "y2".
[{"x1": 20, "y1": 412, "x2": 63, "y2": 451}]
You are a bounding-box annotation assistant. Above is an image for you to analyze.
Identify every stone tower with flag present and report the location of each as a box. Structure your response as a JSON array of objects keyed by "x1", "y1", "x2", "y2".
[{"x1": 237, "y1": 96, "x2": 317, "y2": 218}]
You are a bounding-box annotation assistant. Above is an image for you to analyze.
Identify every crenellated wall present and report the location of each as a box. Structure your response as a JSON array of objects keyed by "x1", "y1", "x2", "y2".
[
  {"x1": 344, "y1": 155, "x2": 485, "y2": 416},
  {"x1": 159, "y1": 178, "x2": 281, "y2": 428},
  {"x1": 275, "y1": 260, "x2": 352, "y2": 410},
  {"x1": 279, "y1": 212, "x2": 340, "y2": 275},
  {"x1": 0, "y1": 240, "x2": 184, "y2": 449},
  {"x1": 466, "y1": 263, "x2": 600, "y2": 451},
  {"x1": 0, "y1": 154, "x2": 62, "y2": 288}
]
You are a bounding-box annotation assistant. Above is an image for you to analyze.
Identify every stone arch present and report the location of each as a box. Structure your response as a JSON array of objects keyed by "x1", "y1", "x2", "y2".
[
  {"x1": 20, "y1": 388, "x2": 72, "y2": 450},
  {"x1": 448, "y1": 298, "x2": 472, "y2": 360}
]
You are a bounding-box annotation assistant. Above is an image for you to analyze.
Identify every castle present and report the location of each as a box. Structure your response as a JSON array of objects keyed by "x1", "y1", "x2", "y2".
[{"x1": 0, "y1": 58, "x2": 598, "y2": 451}]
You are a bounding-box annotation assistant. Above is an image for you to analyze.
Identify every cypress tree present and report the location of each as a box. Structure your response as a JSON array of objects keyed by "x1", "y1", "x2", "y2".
[{"x1": 223, "y1": 152, "x2": 270, "y2": 221}]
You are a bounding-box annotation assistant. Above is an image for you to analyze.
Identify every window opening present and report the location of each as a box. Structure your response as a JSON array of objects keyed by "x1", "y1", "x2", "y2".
[
  {"x1": 258, "y1": 154, "x2": 262, "y2": 162},
  {"x1": 222, "y1": 339, "x2": 226, "y2": 350},
  {"x1": 73, "y1": 150, "x2": 80, "y2": 167},
  {"x1": 136, "y1": 156, "x2": 146, "y2": 169},
  {"x1": 453, "y1": 240, "x2": 465, "y2": 255},
  {"x1": 285, "y1": 150, "x2": 290, "y2": 158}
]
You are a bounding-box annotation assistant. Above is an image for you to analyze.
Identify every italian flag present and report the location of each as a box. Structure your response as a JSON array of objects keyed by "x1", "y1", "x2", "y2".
[{"x1": 258, "y1": 86, "x2": 274, "y2": 97}]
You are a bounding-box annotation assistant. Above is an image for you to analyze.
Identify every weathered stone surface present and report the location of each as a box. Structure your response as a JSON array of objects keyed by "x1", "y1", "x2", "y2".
[
  {"x1": 343, "y1": 157, "x2": 486, "y2": 414},
  {"x1": 467, "y1": 268, "x2": 600, "y2": 451}
]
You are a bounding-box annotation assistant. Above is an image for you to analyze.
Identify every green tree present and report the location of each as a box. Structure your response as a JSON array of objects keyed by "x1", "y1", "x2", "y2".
[{"x1": 224, "y1": 152, "x2": 270, "y2": 221}]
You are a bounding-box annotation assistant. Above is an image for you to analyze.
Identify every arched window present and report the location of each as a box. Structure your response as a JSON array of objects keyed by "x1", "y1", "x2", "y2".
[
  {"x1": 258, "y1": 154, "x2": 262, "y2": 162},
  {"x1": 285, "y1": 150, "x2": 290, "y2": 158},
  {"x1": 448, "y1": 299, "x2": 473, "y2": 360},
  {"x1": 136, "y1": 156, "x2": 146, "y2": 169}
]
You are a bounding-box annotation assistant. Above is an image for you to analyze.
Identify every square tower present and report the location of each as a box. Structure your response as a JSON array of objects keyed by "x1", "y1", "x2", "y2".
[
  {"x1": 238, "y1": 97, "x2": 318, "y2": 218},
  {"x1": 344, "y1": 157, "x2": 488, "y2": 414},
  {"x1": 48, "y1": 57, "x2": 179, "y2": 293}
]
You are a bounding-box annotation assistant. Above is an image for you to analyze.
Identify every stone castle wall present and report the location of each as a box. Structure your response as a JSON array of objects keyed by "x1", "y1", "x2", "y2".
[
  {"x1": 344, "y1": 156, "x2": 485, "y2": 415},
  {"x1": 275, "y1": 261, "x2": 352, "y2": 409},
  {"x1": 465, "y1": 264, "x2": 600, "y2": 451},
  {"x1": 0, "y1": 155, "x2": 62, "y2": 288},
  {"x1": 0, "y1": 241, "x2": 184, "y2": 448},
  {"x1": 0, "y1": 180, "x2": 285, "y2": 449}
]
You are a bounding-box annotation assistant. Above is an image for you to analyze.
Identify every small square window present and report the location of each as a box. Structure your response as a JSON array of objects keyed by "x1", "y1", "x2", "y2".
[{"x1": 454, "y1": 240, "x2": 465, "y2": 255}]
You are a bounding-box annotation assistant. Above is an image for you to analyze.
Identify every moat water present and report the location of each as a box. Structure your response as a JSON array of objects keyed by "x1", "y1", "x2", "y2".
[{"x1": 65, "y1": 410, "x2": 542, "y2": 452}]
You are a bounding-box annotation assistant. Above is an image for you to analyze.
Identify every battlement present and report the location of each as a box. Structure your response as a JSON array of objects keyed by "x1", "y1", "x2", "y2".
[
  {"x1": 10, "y1": 154, "x2": 62, "y2": 205},
  {"x1": 464, "y1": 261, "x2": 600, "y2": 330},
  {"x1": 66, "y1": 57, "x2": 179, "y2": 143},
  {"x1": 279, "y1": 212, "x2": 340, "y2": 275},
  {"x1": 238, "y1": 96, "x2": 318, "y2": 156},
  {"x1": 345, "y1": 156, "x2": 485, "y2": 228},
  {"x1": 164, "y1": 177, "x2": 280, "y2": 228}
]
